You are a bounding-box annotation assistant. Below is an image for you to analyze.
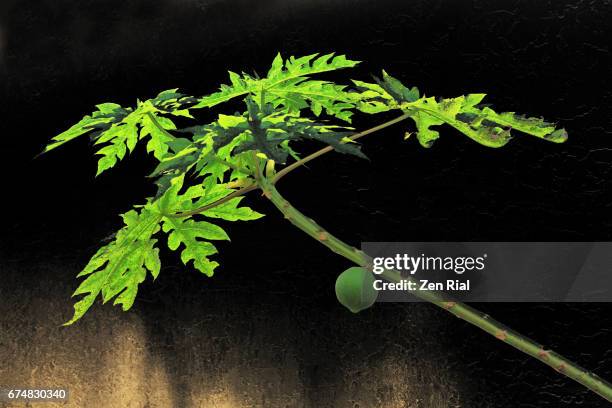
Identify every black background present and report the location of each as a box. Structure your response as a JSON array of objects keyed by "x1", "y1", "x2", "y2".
[{"x1": 1, "y1": 0, "x2": 612, "y2": 406}]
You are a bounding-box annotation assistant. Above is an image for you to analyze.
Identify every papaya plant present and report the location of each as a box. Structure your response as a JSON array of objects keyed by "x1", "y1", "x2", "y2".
[{"x1": 43, "y1": 53, "x2": 612, "y2": 402}]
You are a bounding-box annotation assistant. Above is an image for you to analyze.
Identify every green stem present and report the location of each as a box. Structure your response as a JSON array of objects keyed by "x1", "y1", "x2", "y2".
[
  {"x1": 146, "y1": 112, "x2": 175, "y2": 138},
  {"x1": 167, "y1": 182, "x2": 257, "y2": 218},
  {"x1": 258, "y1": 176, "x2": 612, "y2": 403},
  {"x1": 273, "y1": 112, "x2": 411, "y2": 184}
]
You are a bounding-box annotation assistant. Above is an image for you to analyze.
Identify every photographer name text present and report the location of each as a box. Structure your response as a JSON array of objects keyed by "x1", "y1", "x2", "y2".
[{"x1": 374, "y1": 279, "x2": 471, "y2": 292}]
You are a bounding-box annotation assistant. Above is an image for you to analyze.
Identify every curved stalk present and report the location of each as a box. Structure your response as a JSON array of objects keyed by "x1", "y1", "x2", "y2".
[
  {"x1": 167, "y1": 182, "x2": 257, "y2": 218},
  {"x1": 273, "y1": 112, "x2": 411, "y2": 184},
  {"x1": 257, "y1": 176, "x2": 612, "y2": 403}
]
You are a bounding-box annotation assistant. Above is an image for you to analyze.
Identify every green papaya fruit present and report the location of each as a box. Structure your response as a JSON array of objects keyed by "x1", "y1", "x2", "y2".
[{"x1": 335, "y1": 266, "x2": 379, "y2": 313}]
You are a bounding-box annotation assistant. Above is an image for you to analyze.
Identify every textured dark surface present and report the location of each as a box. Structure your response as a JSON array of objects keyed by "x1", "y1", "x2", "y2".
[{"x1": 1, "y1": 0, "x2": 612, "y2": 406}]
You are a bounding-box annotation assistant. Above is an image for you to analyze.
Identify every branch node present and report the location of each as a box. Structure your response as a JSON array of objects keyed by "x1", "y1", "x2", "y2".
[
  {"x1": 495, "y1": 330, "x2": 509, "y2": 341},
  {"x1": 442, "y1": 301, "x2": 457, "y2": 310},
  {"x1": 537, "y1": 349, "x2": 551, "y2": 360}
]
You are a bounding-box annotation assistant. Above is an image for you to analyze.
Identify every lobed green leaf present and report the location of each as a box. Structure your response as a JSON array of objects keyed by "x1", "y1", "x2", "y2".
[
  {"x1": 194, "y1": 53, "x2": 359, "y2": 121},
  {"x1": 65, "y1": 206, "x2": 162, "y2": 325},
  {"x1": 355, "y1": 72, "x2": 567, "y2": 148}
]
